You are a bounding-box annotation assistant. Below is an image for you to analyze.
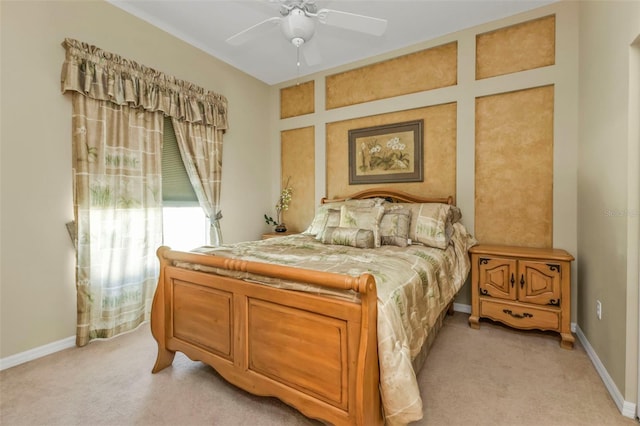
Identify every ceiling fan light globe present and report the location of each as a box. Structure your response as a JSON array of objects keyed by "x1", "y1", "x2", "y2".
[{"x1": 280, "y1": 8, "x2": 315, "y2": 44}]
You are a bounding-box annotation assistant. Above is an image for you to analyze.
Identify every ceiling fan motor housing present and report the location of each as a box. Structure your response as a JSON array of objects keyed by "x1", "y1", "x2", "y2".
[{"x1": 280, "y1": 8, "x2": 316, "y2": 46}]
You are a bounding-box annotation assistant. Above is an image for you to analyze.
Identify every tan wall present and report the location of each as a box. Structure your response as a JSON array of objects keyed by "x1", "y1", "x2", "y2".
[
  {"x1": 281, "y1": 81, "x2": 314, "y2": 119},
  {"x1": 325, "y1": 42, "x2": 457, "y2": 109},
  {"x1": 0, "y1": 1, "x2": 272, "y2": 358},
  {"x1": 281, "y1": 127, "x2": 315, "y2": 233},
  {"x1": 326, "y1": 104, "x2": 456, "y2": 200},
  {"x1": 475, "y1": 86, "x2": 554, "y2": 248},
  {"x1": 476, "y1": 15, "x2": 555, "y2": 79},
  {"x1": 577, "y1": 0, "x2": 640, "y2": 405},
  {"x1": 272, "y1": 2, "x2": 578, "y2": 325}
]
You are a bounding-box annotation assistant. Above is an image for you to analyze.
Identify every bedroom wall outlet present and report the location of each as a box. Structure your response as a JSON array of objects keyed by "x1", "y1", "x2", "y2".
[{"x1": 596, "y1": 300, "x2": 602, "y2": 320}]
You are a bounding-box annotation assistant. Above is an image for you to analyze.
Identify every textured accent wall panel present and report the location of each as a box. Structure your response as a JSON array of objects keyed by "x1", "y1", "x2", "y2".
[
  {"x1": 475, "y1": 85, "x2": 554, "y2": 248},
  {"x1": 476, "y1": 15, "x2": 555, "y2": 80},
  {"x1": 325, "y1": 42, "x2": 457, "y2": 110},
  {"x1": 280, "y1": 81, "x2": 315, "y2": 119},
  {"x1": 281, "y1": 126, "x2": 315, "y2": 232},
  {"x1": 326, "y1": 103, "x2": 456, "y2": 200}
]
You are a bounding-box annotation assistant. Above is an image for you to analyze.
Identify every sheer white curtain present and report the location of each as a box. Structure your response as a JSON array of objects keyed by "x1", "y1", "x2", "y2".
[{"x1": 71, "y1": 94, "x2": 163, "y2": 346}]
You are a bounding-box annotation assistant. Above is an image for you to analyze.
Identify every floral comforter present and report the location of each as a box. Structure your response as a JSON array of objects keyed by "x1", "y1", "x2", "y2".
[{"x1": 182, "y1": 222, "x2": 476, "y2": 425}]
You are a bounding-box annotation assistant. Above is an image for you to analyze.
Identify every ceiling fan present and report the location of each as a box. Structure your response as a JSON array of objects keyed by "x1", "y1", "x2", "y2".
[{"x1": 225, "y1": 0, "x2": 388, "y2": 67}]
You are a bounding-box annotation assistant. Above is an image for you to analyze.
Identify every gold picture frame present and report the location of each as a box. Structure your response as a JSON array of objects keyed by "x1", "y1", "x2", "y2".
[{"x1": 348, "y1": 120, "x2": 424, "y2": 184}]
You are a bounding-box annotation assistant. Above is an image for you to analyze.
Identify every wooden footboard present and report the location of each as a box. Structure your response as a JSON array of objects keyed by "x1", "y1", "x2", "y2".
[{"x1": 151, "y1": 246, "x2": 382, "y2": 426}]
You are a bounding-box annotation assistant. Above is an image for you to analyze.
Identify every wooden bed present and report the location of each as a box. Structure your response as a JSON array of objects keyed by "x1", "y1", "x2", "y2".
[{"x1": 150, "y1": 188, "x2": 464, "y2": 426}]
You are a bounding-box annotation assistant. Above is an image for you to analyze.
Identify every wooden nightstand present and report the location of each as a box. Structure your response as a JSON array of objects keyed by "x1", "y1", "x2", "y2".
[
  {"x1": 468, "y1": 244, "x2": 575, "y2": 349},
  {"x1": 262, "y1": 231, "x2": 295, "y2": 240}
]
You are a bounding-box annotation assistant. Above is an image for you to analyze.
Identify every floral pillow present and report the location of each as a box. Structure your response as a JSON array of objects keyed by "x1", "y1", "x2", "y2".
[
  {"x1": 339, "y1": 205, "x2": 385, "y2": 247},
  {"x1": 321, "y1": 227, "x2": 375, "y2": 249},
  {"x1": 302, "y1": 198, "x2": 384, "y2": 237},
  {"x1": 386, "y1": 202, "x2": 461, "y2": 249},
  {"x1": 314, "y1": 209, "x2": 341, "y2": 241},
  {"x1": 379, "y1": 208, "x2": 412, "y2": 247},
  {"x1": 303, "y1": 206, "x2": 340, "y2": 237}
]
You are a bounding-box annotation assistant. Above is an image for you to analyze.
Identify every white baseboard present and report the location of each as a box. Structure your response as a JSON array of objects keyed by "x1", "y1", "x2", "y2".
[
  {"x1": 0, "y1": 321, "x2": 149, "y2": 371},
  {"x1": 453, "y1": 302, "x2": 471, "y2": 313},
  {"x1": 575, "y1": 325, "x2": 637, "y2": 419},
  {"x1": 0, "y1": 335, "x2": 76, "y2": 371}
]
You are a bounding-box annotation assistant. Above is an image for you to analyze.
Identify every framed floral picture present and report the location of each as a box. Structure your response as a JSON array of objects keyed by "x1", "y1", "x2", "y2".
[{"x1": 348, "y1": 120, "x2": 424, "y2": 184}]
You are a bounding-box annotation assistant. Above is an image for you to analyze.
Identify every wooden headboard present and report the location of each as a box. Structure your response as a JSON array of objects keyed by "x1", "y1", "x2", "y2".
[{"x1": 321, "y1": 187, "x2": 454, "y2": 205}]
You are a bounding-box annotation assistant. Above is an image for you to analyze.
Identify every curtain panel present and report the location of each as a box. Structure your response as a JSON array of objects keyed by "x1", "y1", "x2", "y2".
[
  {"x1": 61, "y1": 38, "x2": 229, "y2": 130},
  {"x1": 62, "y1": 38, "x2": 229, "y2": 345},
  {"x1": 171, "y1": 118, "x2": 224, "y2": 245},
  {"x1": 72, "y1": 94, "x2": 163, "y2": 346}
]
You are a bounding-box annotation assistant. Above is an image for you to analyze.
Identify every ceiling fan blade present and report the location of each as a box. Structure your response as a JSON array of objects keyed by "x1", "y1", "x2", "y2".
[
  {"x1": 302, "y1": 38, "x2": 322, "y2": 66},
  {"x1": 226, "y1": 16, "x2": 281, "y2": 45},
  {"x1": 316, "y1": 8, "x2": 387, "y2": 36}
]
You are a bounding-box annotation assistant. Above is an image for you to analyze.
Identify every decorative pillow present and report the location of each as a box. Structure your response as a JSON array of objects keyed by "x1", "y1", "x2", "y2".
[
  {"x1": 314, "y1": 209, "x2": 341, "y2": 241},
  {"x1": 412, "y1": 203, "x2": 456, "y2": 249},
  {"x1": 302, "y1": 198, "x2": 384, "y2": 237},
  {"x1": 448, "y1": 205, "x2": 462, "y2": 224},
  {"x1": 379, "y1": 208, "x2": 411, "y2": 247},
  {"x1": 303, "y1": 206, "x2": 338, "y2": 237},
  {"x1": 344, "y1": 197, "x2": 386, "y2": 207},
  {"x1": 385, "y1": 202, "x2": 462, "y2": 249},
  {"x1": 321, "y1": 227, "x2": 375, "y2": 249},
  {"x1": 339, "y1": 205, "x2": 385, "y2": 247}
]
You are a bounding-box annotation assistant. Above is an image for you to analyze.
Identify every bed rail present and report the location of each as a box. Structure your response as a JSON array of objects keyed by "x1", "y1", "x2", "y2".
[{"x1": 157, "y1": 246, "x2": 376, "y2": 293}]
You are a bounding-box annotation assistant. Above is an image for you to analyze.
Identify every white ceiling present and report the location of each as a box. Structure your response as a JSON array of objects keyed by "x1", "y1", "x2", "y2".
[{"x1": 108, "y1": 0, "x2": 556, "y2": 86}]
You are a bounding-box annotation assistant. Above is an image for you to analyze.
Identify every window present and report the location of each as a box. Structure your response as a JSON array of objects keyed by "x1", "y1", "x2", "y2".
[
  {"x1": 162, "y1": 117, "x2": 207, "y2": 250},
  {"x1": 162, "y1": 206, "x2": 207, "y2": 251}
]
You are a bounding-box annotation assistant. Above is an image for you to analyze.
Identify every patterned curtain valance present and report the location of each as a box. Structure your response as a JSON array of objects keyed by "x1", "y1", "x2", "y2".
[{"x1": 61, "y1": 38, "x2": 228, "y2": 130}]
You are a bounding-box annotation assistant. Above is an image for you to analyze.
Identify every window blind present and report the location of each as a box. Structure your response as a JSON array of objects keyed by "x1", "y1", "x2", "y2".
[{"x1": 162, "y1": 117, "x2": 199, "y2": 206}]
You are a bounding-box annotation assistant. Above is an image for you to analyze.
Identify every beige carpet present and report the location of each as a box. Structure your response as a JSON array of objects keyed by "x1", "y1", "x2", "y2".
[{"x1": 0, "y1": 312, "x2": 636, "y2": 426}]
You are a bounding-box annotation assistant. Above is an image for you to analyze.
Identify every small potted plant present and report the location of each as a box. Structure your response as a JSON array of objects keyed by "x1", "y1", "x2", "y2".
[{"x1": 264, "y1": 178, "x2": 293, "y2": 232}]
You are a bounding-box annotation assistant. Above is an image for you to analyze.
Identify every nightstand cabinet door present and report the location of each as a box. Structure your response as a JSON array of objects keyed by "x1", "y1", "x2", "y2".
[
  {"x1": 519, "y1": 261, "x2": 562, "y2": 307},
  {"x1": 478, "y1": 257, "x2": 517, "y2": 301}
]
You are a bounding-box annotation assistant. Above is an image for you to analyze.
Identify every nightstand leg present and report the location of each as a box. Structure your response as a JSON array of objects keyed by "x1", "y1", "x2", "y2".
[
  {"x1": 560, "y1": 333, "x2": 575, "y2": 350},
  {"x1": 468, "y1": 315, "x2": 480, "y2": 329}
]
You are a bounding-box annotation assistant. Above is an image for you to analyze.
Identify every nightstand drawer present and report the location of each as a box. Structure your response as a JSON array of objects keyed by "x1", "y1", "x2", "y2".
[{"x1": 480, "y1": 299, "x2": 559, "y2": 331}]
